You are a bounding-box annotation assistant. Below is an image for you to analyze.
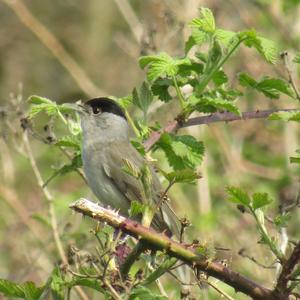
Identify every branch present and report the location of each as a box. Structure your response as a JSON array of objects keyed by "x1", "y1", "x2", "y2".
[
  {"x1": 70, "y1": 198, "x2": 283, "y2": 300},
  {"x1": 276, "y1": 241, "x2": 300, "y2": 293},
  {"x1": 144, "y1": 108, "x2": 300, "y2": 151}
]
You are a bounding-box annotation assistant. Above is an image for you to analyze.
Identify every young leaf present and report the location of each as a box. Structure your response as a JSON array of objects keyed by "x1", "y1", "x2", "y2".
[
  {"x1": 268, "y1": 111, "x2": 300, "y2": 122},
  {"x1": 293, "y1": 52, "x2": 300, "y2": 63},
  {"x1": 129, "y1": 286, "x2": 167, "y2": 300},
  {"x1": 28, "y1": 95, "x2": 54, "y2": 105},
  {"x1": 189, "y1": 8, "x2": 215, "y2": 34},
  {"x1": 252, "y1": 193, "x2": 272, "y2": 210},
  {"x1": 129, "y1": 200, "x2": 145, "y2": 217},
  {"x1": 142, "y1": 258, "x2": 178, "y2": 285},
  {"x1": 139, "y1": 53, "x2": 179, "y2": 81},
  {"x1": 67, "y1": 278, "x2": 104, "y2": 293},
  {"x1": 212, "y1": 70, "x2": 228, "y2": 86},
  {"x1": 227, "y1": 186, "x2": 251, "y2": 206},
  {"x1": 132, "y1": 82, "x2": 154, "y2": 115},
  {"x1": 151, "y1": 78, "x2": 172, "y2": 102},
  {"x1": 162, "y1": 169, "x2": 201, "y2": 184},
  {"x1": 274, "y1": 213, "x2": 291, "y2": 228},
  {"x1": 215, "y1": 29, "x2": 236, "y2": 48},
  {"x1": 55, "y1": 135, "x2": 81, "y2": 150},
  {"x1": 122, "y1": 159, "x2": 140, "y2": 178}
]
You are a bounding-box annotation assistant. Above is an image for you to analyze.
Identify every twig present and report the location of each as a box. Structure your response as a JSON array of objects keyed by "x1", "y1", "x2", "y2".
[
  {"x1": 23, "y1": 132, "x2": 89, "y2": 300},
  {"x1": 120, "y1": 241, "x2": 146, "y2": 279},
  {"x1": 3, "y1": 0, "x2": 105, "y2": 97},
  {"x1": 205, "y1": 280, "x2": 235, "y2": 300},
  {"x1": 276, "y1": 241, "x2": 300, "y2": 294},
  {"x1": 143, "y1": 108, "x2": 300, "y2": 151},
  {"x1": 69, "y1": 198, "x2": 283, "y2": 300},
  {"x1": 238, "y1": 248, "x2": 276, "y2": 269},
  {"x1": 281, "y1": 51, "x2": 300, "y2": 100}
]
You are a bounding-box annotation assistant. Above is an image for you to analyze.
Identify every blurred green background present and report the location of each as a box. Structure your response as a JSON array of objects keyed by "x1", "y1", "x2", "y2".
[{"x1": 1, "y1": 0, "x2": 300, "y2": 299}]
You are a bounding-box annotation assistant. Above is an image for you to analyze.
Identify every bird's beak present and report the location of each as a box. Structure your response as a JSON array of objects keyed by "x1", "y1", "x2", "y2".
[{"x1": 65, "y1": 103, "x2": 88, "y2": 115}]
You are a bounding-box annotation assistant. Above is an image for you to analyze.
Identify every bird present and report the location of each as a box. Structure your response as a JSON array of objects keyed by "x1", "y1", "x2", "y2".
[{"x1": 78, "y1": 97, "x2": 180, "y2": 238}]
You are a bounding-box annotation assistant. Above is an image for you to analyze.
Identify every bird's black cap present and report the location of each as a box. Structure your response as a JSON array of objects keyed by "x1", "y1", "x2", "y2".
[{"x1": 85, "y1": 97, "x2": 126, "y2": 120}]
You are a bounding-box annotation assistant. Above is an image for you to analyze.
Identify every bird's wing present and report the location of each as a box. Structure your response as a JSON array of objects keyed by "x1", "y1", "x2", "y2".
[{"x1": 102, "y1": 141, "x2": 180, "y2": 237}]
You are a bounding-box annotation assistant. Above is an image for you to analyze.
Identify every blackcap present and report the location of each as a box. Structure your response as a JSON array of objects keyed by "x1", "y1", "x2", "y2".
[{"x1": 79, "y1": 97, "x2": 179, "y2": 237}]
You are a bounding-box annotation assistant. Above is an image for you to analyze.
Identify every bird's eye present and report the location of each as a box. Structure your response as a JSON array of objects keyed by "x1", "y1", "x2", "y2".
[{"x1": 92, "y1": 106, "x2": 101, "y2": 114}]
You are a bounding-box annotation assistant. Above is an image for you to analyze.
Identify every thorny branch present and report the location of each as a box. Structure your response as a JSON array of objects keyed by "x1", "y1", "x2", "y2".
[
  {"x1": 70, "y1": 198, "x2": 288, "y2": 300},
  {"x1": 143, "y1": 108, "x2": 300, "y2": 151}
]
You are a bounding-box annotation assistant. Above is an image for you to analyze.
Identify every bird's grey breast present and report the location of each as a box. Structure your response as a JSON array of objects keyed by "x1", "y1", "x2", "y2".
[{"x1": 81, "y1": 141, "x2": 129, "y2": 214}]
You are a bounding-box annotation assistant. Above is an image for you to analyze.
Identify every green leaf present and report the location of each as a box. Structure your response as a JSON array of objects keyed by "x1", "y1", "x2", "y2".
[
  {"x1": 28, "y1": 95, "x2": 54, "y2": 105},
  {"x1": 31, "y1": 213, "x2": 51, "y2": 228},
  {"x1": 122, "y1": 159, "x2": 140, "y2": 178},
  {"x1": 139, "y1": 53, "x2": 181, "y2": 82},
  {"x1": 212, "y1": 70, "x2": 228, "y2": 86},
  {"x1": 55, "y1": 135, "x2": 81, "y2": 150},
  {"x1": 185, "y1": 30, "x2": 209, "y2": 52},
  {"x1": 290, "y1": 156, "x2": 300, "y2": 164},
  {"x1": 151, "y1": 78, "x2": 172, "y2": 102},
  {"x1": 256, "y1": 77, "x2": 294, "y2": 99},
  {"x1": 67, "y1": 278, "x2": 104, "y2": 293},
  {"x1": 129, "y1": 286, "x2": 167, "y2": 300},
  {"x1": 240, "y1": 30, "x2": 279, "y2": 64},
  {"x1": 162, "y1": 169, "x2": 201, "y2": 184},
  {"x1": 239, "y1": 73, "x2": 293, "y2": 99},
  {"x1": 157, "y1": 133, "x2": 204, "y2": 170},
  {"x1": 189, "y1": 8, "x2": 215, "y2": 34},
  {"x1": 189, "y1": 96, "x2": 241, "y2": 116},
  {"x1": 215, "y1": 29, "x2": 236, "y2": 48},
  {"x1": 50, "y1": 268, "x2": 65, "y2": 300},
  {"x1": 274, "y1": 213, "x2": 291, "y2": 228},
  {"x1": 0, "y1": 279, "x2": 44, "y2": 299},
  {"x1": 129, "y1": 200, "x2": 145, "y2": 217},
  {"x1": 0, "y1": 279, "x2": 25, "y2": 298},
  {"x1": 268, "y1": 111, "x2": 300, "y2": 122},
  {"x1": 293, "y1": 52, "x2": 300, "y2": 63},
  {"x1": 132, "y1": 82, "x2": 154, "y2": 115},
  {"x1": 238, "y1": 73, "x2": 257, "y2": 88},
  {"x1": 142, "y1": 258, "x2": 177, "y2": 285},
  {"x1": 252, "y1": 193, "x2": 273, "y2": 210},
  {"x1": 227, "y1": 186, "x2": 251, "y2": 206}
]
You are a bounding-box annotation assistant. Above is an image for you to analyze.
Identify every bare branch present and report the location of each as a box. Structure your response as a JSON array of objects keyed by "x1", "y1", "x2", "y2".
[
  {"x1": 276, "y1": 241, "x2": 300, "y2": 293},
  {"x1": 70, "y1": 198, "x2": 283, "y2": 300},
  {"x1": 144, "y1": 108, "x2": 300, "y2": 151}
]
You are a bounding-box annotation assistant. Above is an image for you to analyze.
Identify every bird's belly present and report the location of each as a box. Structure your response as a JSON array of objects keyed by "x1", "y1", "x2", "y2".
[{"x1": 82, "y1": 150, "x2": 129, "y2": 216}]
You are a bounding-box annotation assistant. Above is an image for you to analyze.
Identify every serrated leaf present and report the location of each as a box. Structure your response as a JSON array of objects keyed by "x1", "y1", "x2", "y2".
[
  {"x1": 142, "y1": 258, "x2": 177, "y2": 285},
  {"x1": 55, "y1": 135, "x2": 81, "y2": 150},
  {"x1": 50, "y1": 268, "x2": 65, "y2": 300},
  {"x1": 290, "y1": 156, "x2": 300, "y2": 164},
  {"x1": 227, "y1": 186, "x2": 251, "y2": 206},
  {"x1": 0, "y1": 279, "x2": 44, "y2": 300},
  {"x1": 151, "y1": 78, "x2": 172, "y2": 102},
  {"x1": 268, "y1": 111, "x2": 300, "y2": 122},
  {"x1": 212, "y1": 70, "x2": 228, "y2": 86},
  {"x1": 132, "y1": 82, "x2": 153, "y2": 115},
  {"x1": 67, "y1": 278, "x2": 104, "y2": 293},
  {"x1": 162, "y1": 169, "x2": 201, "y2": 184},
  {"x1": 129, "y1": 200, "x2": 145, "y2": 217},
  {"x1": 157, "y1": 133, "x2": 204, "y2": 170},
  {"x1": 274, "y1": 213, "x2": 291, "y2": 228},
  {"x1": 28, "y1": 95, "x2": 54, "y2": 105},
  {"x1": 129, "y1": 286, "x2": 167, "y2": 300},
  {"x1": 185, "y1": 29, "x2": 209, "y2": 53},
  {"x1": 293, "y1": 52, "x2": 300, "y2": 63},
  {"x1": 122, "y1": 159, "x2": 140, "y2": 178},
  {"x1": 189, "y1": 8, "x2": 215, "y2": 34},
  {"x1": 252, "y1": 193, "x2": 272, "y2": 210},
  {"x1": 239, "y1": 73, "x2": 293, "y2": 99},
  {"x1": 0, "y1": 279, "x2": 25, "y2": 298},
  {"x1": 189, "y1": 96, "x2": 241, "y2": 116},
  {"x1": 215, "y1": 29, "x2": 236, "y2": 47},
  {"x1": 238, "y1": 73, "x2": 257, "y2": 88},
  {"x1": 256, "y1": 77, "x2": 294, "y2": 99},
  {"x1": 139, "y1": 53, "x2": 178, "y2": 81},
  {"x1": 240, "y1": 30, "x2": 279, "y2": 64}
]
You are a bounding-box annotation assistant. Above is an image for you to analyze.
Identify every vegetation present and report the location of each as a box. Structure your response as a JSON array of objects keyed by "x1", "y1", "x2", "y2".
[{"x1": 1, "y1": 1, "x2": 300, "y2": 299}]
